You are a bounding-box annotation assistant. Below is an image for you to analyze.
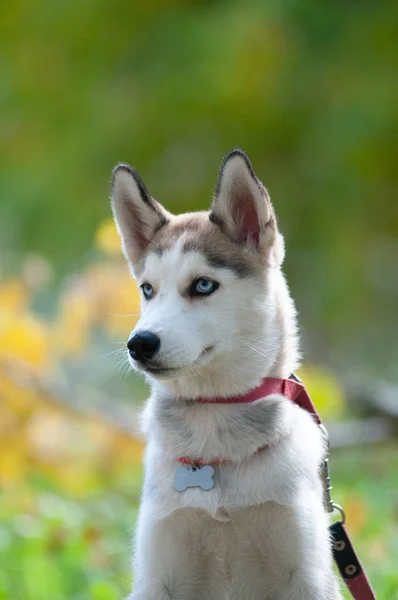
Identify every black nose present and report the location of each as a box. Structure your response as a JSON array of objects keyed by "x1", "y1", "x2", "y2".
[{"x1": 127, "y1": 331, "x2": 161, "y2": 362}]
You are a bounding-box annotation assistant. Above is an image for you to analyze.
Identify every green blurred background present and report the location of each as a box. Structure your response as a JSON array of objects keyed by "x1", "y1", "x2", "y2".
[{"x1": 1, "y1": 1, "x2": 397, "y2": 599}]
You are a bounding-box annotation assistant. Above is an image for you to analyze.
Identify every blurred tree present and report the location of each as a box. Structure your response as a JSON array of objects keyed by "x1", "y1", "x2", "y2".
[{"x1": 0, "y1": 0, "x2": 397, "y2": 368}]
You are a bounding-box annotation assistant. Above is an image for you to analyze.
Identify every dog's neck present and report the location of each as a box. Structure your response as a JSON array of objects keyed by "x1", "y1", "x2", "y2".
[{"x1": 150, "y1": 270, "x2": 300, "y2": 401}]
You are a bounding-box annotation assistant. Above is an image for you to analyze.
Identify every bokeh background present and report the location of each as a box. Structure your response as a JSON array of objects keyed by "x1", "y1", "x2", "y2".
[{"x1": 1, "y1": 2, "x2": 398, "y2": 599}]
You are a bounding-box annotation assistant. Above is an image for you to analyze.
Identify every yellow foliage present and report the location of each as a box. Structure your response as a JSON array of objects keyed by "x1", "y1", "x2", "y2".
[
  {"x1": 0, "y1": 371, "x2": 39, "y2": 416},
  {"x1": 84, "y1": 263, "x2": 140, "y2": 337},
  {"x1": 0, "y1": 278, "x2": 52, "y2": 372},
  {"x1": 54, "y1": 282, "x2": 93, "y2": 356},
  {"x1": 368, "y1": 537, "x2": 388, "y2": 563},
  {"x1": 0, "y1": 233, "x2": 144, "y2": 494},
  {"x1": 297, "y1": 365, "x2": 346, "y2": 420},
  {"x1": 0, "y1": 312, "x2": 51, "y2": 370},
  {"x1": 95, "y1": 218, "x2": 122, "y2": 256},
  {"x1": 0, "y1": 364, "x2": 144, "y2": 494},
  {"x1": 0, "y1": 438, "x2": 27, "y2": 487},
  {"x1": 344, "y1": 496, "x2": 369, "y2": 535},
  {"x1": 103, "y1": 274, "x2": 140, "y2": 337},
  {"x1": 0, "y1": 279, "x2": 29, "y2": 317},
  {"x1": 54, "y1": 264, "x2": 140, "y2": 351}
]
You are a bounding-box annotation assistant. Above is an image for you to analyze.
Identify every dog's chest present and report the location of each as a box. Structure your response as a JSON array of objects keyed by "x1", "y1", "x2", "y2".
[
  {"x1": 144, "y1": 392, "x2": 323, "y2": 520},
  {"x1": 143, "y1": 439, "x2": 305, "y2": 523},
  {"x1": 155, "y1": 399, "x2": 228, "y2": 453},
  {"x1": 156, "y1": 502, "x2": 301, "y2": 597}
]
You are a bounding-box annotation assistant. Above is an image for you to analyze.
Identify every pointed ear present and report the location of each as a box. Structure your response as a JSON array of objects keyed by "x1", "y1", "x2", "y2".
[
  {"x1": 210, "y1": 150, "x2": 283, "y2": 264},
  {"x1": 111, "y1": 164, "x2": 169, "y2": 272}
]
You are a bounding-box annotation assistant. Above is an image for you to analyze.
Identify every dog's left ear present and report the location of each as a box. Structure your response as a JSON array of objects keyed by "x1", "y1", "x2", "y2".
[{"x1": 210, "y1": 150, "x2": 284, "y2": 265}]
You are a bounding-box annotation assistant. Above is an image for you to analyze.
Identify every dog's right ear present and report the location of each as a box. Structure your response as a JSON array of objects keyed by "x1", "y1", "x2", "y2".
[
  {"x1": 111, "y1": 164, "x2": 169, "y2": 272},
  {"x1": 209, "y1": 150, "x2": 284, "y2": 266}
]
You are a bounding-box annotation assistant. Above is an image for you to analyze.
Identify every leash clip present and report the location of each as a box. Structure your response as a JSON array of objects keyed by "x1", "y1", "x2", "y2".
[
  {"x1": 331, "y1": 502, "x2": 346, "y2": 525},
  {"x1": 319, "y1": 424, "x2": 335, "y2": 514},
  {"x1": 319, "y1": 425, "x2": 347, "y2": 525}
]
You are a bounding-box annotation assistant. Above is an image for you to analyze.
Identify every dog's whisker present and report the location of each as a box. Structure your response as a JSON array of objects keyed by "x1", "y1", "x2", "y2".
[
  {"x1": 121, "y1": 361, "x2": 133, "y2": 377},
  {"x1": 114, "y1": 354, "x2": 130, "y2": 373},
  {"x1": 237, "y1": 337, "x2": 273, "y2": 349},
  {"x1": 237, "y1": 335, "x2": 268, "y2": 343},
  {"x1": 187, "y1": 360, "x2": 206, "y2": 378},
  {"x1": 101, "y1": 348, "x2": 126, "y2": 359},
  {"x1": 115, "y1": 361, "x2": 127, "y2": 374},
  {"x1": 113, "y1": 349, "x2": 129, "y2": 361},
  {"x1": 240, "y1": 341, "x2": 274, "y2": 361},
  {"x1": 237, "y1": 337, "x2": 278, "y2": 353},
  {"x1": 119, "y1": 365, "x2": 130, "y2": 377},
  {"x1": 237, "y1": 335, "x2": 277, "y2": 347}
]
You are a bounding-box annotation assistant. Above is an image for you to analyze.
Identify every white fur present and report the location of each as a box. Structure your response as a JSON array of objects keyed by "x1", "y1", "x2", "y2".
[{"x1": 111, "y1": 151, "x2": 343, "y2": 600}]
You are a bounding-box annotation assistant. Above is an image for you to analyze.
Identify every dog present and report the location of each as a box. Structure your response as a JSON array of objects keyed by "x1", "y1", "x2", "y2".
[{"x1": 111, "y1": 150, "x2": 343, "y2": 600}]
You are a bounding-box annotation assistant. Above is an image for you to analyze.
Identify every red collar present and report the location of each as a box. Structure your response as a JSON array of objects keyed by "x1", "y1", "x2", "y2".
[{"x1": 177, "y1": 376, "x2": 320, "y2": 466}]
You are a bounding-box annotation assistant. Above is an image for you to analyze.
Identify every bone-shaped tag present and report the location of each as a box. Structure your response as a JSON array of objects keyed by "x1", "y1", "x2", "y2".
[{"x1": 174, "y1": 464, "x2": 215, "y2": 492}]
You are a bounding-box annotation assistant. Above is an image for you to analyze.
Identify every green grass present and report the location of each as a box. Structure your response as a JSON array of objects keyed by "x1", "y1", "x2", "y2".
[
  {"x1": 0, "y1": 469, "x2": 142, "y2": 600},
  {"x1": 1, "y1": 443, "x2": 397, "y2": 600},
  {"x1": 331, "y1": 443, "x2": 398, "y2": 599}
]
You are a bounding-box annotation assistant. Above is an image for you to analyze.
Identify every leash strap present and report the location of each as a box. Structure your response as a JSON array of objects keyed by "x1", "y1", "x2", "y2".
[
  {"x1": 290, "y1": 376, "x2": 377, "y2": 600},
  {"x1": 330, "y1": 521, "x2": 377, "y2": 600}
]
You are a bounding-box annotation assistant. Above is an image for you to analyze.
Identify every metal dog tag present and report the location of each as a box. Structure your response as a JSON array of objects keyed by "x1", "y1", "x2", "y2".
[{"x1": 174, "y1": 464, "x2": 215, "y2": 492}]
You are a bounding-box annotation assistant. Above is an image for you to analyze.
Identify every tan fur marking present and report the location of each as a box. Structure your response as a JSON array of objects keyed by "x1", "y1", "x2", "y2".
[{"x1": 143, "y1": 212, "x2": 267, "y2": 278}]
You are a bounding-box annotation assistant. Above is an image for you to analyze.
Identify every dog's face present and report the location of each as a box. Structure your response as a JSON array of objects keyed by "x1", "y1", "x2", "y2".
[{"x1": 111, "y1": 150, "x2": 286, "y2": 384}]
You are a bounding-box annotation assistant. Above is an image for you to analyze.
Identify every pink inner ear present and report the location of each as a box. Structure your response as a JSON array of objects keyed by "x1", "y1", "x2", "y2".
[
  {"x1": 124, "y1": 200, "x2": 150, "y2": 252},
  {"x1": 135, "y1": 228, "x2": 150, "y2": 251},
  {"x1": 235, "y1": 194, "x2": 260, "y2": 245}
]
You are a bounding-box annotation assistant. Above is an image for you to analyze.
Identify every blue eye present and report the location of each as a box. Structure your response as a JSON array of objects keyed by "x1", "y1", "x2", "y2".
[
  {"x1": 141, "y1": 283, "x2": 154, "y2": 299},
  {"x1": 191, "y1": 278, "x2": 219, "y2": 297}
]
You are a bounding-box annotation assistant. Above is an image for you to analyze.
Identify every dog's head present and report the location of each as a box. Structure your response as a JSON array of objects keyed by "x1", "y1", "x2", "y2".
[{"x1": 111, "y1": 150, "x2": 295, "y2": 394}]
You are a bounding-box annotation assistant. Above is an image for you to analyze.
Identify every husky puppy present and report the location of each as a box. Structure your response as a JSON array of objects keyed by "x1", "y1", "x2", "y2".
[{"x1": 111, "y1": 150, "x2": 342, "y2": 600}]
